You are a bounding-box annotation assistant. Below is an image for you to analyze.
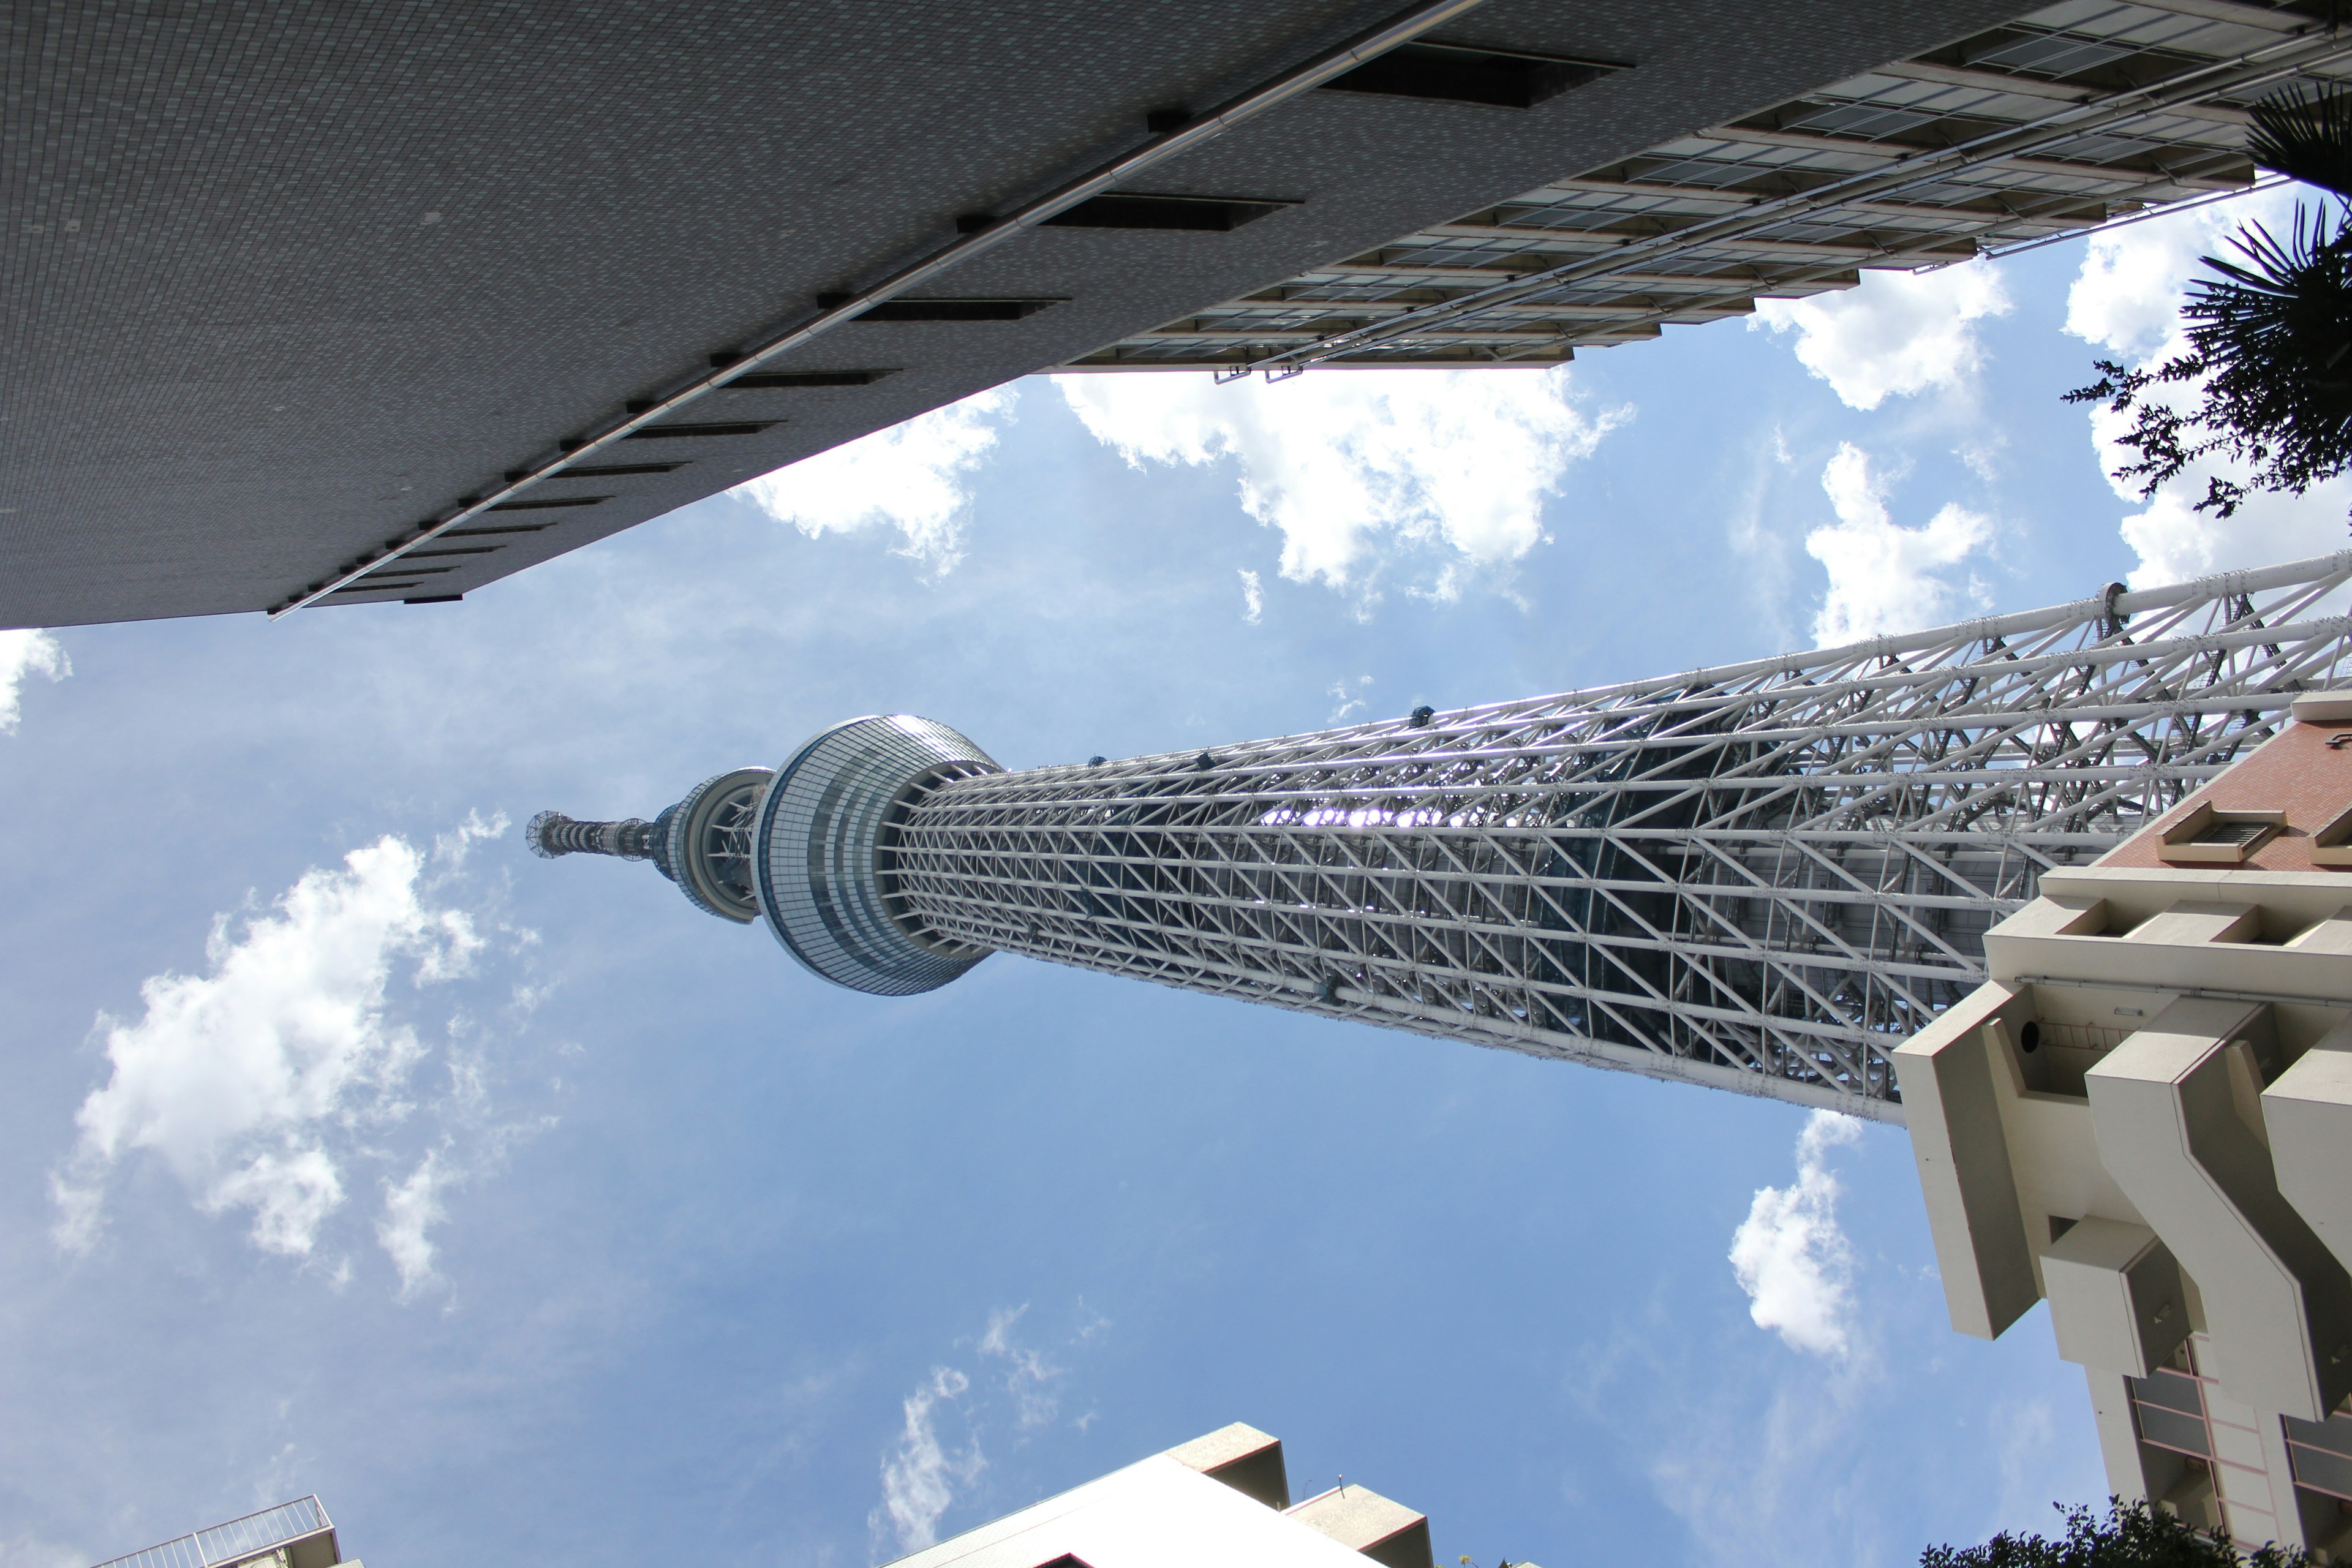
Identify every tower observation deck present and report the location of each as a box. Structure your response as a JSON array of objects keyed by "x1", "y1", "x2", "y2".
[{"x1": 530, "y1": 553, "x2": 2352, "y2": 1120}]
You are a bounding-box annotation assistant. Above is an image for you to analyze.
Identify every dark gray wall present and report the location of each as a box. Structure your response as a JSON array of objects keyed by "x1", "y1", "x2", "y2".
[{"x1": 1, "y1": 0, "x2": 2026, "y2": 627}]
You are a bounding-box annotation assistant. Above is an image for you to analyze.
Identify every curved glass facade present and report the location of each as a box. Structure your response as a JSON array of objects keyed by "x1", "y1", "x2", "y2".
[{"x1": 754, "y1": 715, "x2": 1001, "y2": 995}]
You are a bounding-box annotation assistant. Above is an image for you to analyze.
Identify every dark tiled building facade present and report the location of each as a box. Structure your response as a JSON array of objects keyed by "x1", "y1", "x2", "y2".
[{"x1": 6, "y1": 0, "x2": 2336, "y2": 625}]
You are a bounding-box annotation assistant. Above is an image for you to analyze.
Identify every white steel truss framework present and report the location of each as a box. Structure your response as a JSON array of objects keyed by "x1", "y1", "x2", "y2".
[{"x1": 882, "y1": 556, "x2": 2352, "y2": 1121}]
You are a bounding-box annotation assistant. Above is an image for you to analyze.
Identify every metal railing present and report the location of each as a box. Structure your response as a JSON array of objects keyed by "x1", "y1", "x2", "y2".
[{"x1": 90, "y1": 1498, "x2": 333, "y2": 1568}]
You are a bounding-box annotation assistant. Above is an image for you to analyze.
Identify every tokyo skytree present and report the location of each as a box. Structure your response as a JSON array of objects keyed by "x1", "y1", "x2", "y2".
[{"x1": 529, "y1": 553, "x2": 2352, "y2": 1121}]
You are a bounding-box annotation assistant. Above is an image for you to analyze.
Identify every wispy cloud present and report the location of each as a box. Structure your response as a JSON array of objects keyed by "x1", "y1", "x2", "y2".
[
  {"x1": 979, "y1": 1303, "x2": 1066, "y2": 1430},
  {"x1": 1725, "y1": 429, "x2": 1802, "y2": 654},
  {"x1": 873, "y1": 1366, "x2": 983, "y2": 1553},
  {"x1": 870, "y1": 1302, "x2": 1112, "y2": 1551},
  {"x1": 1728, "y1": 1110, "x2": 1866, "y2": 1358},
  {"x1": 1645, "y1": 1356, "x2": 1889, "y2": 1567},
  {"x1": 0, "y1": 628, "x2": 69, "y2": 733},
  {"x1": 53, "y1": 818, "x2": 536, "y2": 1292},
  {"x1": 1237, "y1": 568, "x2": 1264, "y2": 624},
  {"x1": 0, "y1": 1531, "x2": 89, "y2": 1568},
  {"x1": 377, "y1": 1147, "x2": 455, "y2": 1300},
  {"x1": 1328, "y1": 674, "x2": 1374, "y2": 724},
  {"x1": 1806, "y1": 444, "x2": 1992, "y2": 646},
  {"x1": 733, "y1": 386, "x2": 1016, "y2": 574},
  {"x1": 1754, "y1": 261, "x2": 2011, "y2": 410},
  {"x1": 1055, "y1": 368, "x2": 1626, "y2": 602}
]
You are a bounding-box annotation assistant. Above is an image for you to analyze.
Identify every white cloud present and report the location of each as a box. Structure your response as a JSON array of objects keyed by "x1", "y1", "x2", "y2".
[
  {"x1": 433, "y1": 808, "x2": 507, "y2": 871},
  {"x1": 377, "y1": 1148, "x2": 456, "y2": 1300},
  {"x1": 2108, "y1": 476, "x2": 2352, "y2": 589},
  {"x1": 873, "y1": 1366, "x2": 982, "y2": 1552},
  {"x1": 55, "y1": 834, "x2": 490, "y2": 1262},
  {"x1": 1054, "y1": 368, "x2": 1624, "y2": 598},
  {"x1": 1754, "y1": 261, "x2": 2011, "y2": 410},
  {"x1": 1805, "y1": 443, "x2": 1993, "y2": 646},
  {"x1": 205, "y1": 1147, "x2": 346, "y2": 1258},
  {"x1": 0, "y1": 628, "x2": 69, "y2": 733},
  {"x1": 2064, "y1": 186, "x2": 2352, "y2": 585},
  {"x1": 979, "y1": 1303, "x2": 1065, "y2": 1430},
  {"x1": 2066, "y1": 196, "x2": 2271, "y2": 364},
  {"x1": 1237, "y1": 568, "x2": 1263, "y2": 624},
  {"x1": 869, "y1": 1303, "x2": 1109, "y2": 1550},
  {"x1": 1728, "y1": 1110, "x2": 1865, "y2": 1357},
  {"x1": 733, "y1": 386, "x2": 1016, "y2": 573}
]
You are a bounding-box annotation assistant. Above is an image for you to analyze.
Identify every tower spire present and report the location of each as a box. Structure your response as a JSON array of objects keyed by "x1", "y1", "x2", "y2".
[
  {"x1": 526, "y1": 813, "x2": 661, "y2": 860},
  {"x1": 528, "y1": 767, "x2": 772, "y2": 923}
]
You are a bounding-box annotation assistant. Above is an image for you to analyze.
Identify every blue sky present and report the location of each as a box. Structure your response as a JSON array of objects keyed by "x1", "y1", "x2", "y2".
[{"x1": 4, "y1": 191, "x2": 2347, "y2": 1568}]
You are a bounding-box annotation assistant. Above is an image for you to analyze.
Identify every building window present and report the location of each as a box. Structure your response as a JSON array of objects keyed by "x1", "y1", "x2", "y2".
[
  {"x1": 2287, "y1": 1411, "x2": 2352, "y2": 1503},
  {"x1": 724, "y1": 369, "x2": 895, "y2": 388},
  {"x1": 622, "y1": 421, "x2": 777, "y2": 440},
  {"x1": 2129, "y1": 1365, "x2": 2212, "y2": 1459},
  {"x1": 1042, "y1": 194, "x2": 1292, "y2": 232},
  {"x1": 489, "y1": 495, "x2": 611, "y2": 510},
  {"x1": 835, "y1": 298, "x2": 1061, "y2": 322},
  {"x1": 1321, "y1": 42, "x2": 1619, "y2": 110}
]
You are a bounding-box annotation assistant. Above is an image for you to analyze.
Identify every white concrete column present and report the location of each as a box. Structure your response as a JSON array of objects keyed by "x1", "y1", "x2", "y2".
[
  {"x1": 2265, "y1": 1034, "x2": 2352, "y2": 1278},
  {"x1": 2085, "y1": 997, "x2": 2352, "y2": 1423},
  {"x1": 1891, "y1": 985, "x2": 2039, "y2": 1340}
]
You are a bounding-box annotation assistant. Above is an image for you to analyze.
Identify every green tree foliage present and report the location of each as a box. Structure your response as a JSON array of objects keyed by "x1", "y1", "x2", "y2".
[
  {"x1": 1920, "y1": 1499, "x2": 2315, "y2": 1568},
  {"x1": 2065, "y1": 92, "x2": 2352, "y2": 521}
]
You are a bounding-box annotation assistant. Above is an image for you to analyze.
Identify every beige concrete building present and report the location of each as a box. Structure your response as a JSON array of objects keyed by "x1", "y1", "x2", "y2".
[
  {"x1": 879, "y1": 1422, "x2": 1485, "y2": 1568},
  {"x1": 1899, "y1": 692, "x2": 2352, "y2": 1559}
]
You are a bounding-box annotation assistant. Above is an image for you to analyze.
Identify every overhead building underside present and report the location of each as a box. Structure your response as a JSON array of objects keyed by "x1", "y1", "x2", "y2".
[
  {"x1": 3, "y1": 0, "x2": 2338, "y2": 626},
  {"x1": 1070, "y1": 0, "x2": 2352, "y2": 371}
]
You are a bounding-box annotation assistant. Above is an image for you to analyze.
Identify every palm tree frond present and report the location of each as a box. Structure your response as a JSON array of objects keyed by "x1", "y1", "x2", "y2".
[
  {"x1": 2182, "y1": 203, "x2": 2352, "y2": 494},
  {"x1": 2248, "y1": 89, "x2": 2352, "y2": 199}
]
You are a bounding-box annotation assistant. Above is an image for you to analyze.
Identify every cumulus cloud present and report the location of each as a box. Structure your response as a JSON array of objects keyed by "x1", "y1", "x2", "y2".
[
  {"x1": 734, "y1": 386, "x2": 1016, "y2": 573},
  {"x1": 1054, "y1": 368, "x2": 1624, "y2": 598},
  {"x1": 0, "y1": 628, "x2": 69, "y2": 733},
  {"x1": 1805, "y1": 444, "x2": 1993, "y2": 646},
  {"x1": 1754, "y1": 260, "x2": 2012, "y2": 410},
  {"x1": 2067, "y1": 195, "x2": 2266, "y2": 363},
  {"x1": 873, "y1": 1367, "x2": 983, "y2": 1552},
  {"x1": 2065, "y1": 187, "x2": 2352, "y2": 584},
  {"x1": 53, "y1": 825, "x2": 522, "y2": 1284},
  {"x1": 1728, "y1": 1110, "x2": 1865, "y2": 1357}
]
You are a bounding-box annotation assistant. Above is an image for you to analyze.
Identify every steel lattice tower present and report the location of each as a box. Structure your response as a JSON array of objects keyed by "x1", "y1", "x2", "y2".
[{"x1": 530, "y1": 554, "x2": 2352, "y2": 1120}]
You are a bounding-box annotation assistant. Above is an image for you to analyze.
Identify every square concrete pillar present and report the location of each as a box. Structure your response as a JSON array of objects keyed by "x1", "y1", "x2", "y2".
[
  {"x1": 2264, "y1": 1039, "x2": 2352, "y2": 1278},
  {"x1": 1893, "y1": 986, "x2": 2039, "y2": 1340},
  {"x1": 2043, "y1": 1219, "x2": 2190, "y2": 1378}
]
